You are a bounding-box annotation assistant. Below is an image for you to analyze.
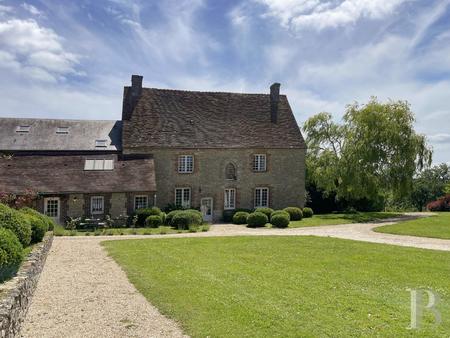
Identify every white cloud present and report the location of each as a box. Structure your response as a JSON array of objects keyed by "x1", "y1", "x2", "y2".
[
  {"x1": 429, "y1": 134, "x2": 450, "y2": 144},
  {"x1": 21, "y1": 3, "x2": 43, "y2": 16},
  {"x1": 0, "y1": 19, "x2": 80, "y2": 82},
  {"x1": 254, "y1": 0, "x2": 410, "y2": 30}
]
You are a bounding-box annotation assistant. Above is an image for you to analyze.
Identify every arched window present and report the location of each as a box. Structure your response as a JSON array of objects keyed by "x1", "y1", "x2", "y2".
[{"x1": 225, "y1": 163, "x2": 237, "y2": 180}]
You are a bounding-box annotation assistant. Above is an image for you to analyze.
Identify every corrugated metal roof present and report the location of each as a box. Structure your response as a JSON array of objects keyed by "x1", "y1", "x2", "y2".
[{"x1": 0, "y1": 118, "x2": 122, "y2": 151}]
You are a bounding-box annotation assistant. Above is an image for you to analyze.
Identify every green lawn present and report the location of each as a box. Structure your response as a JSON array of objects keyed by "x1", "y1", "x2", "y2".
[
  {"x1": 53, "y1": 224, "x2": 209, "y2": 236},
  {"x1": 374, "y1": 212, "x2": 450, "y2": 239},
  {"x1": 289, "y1": 212, "x2": 402, "y2": 227},
  {"x1": 103, "y1": 236, "x2": 450, "y2": 337}
]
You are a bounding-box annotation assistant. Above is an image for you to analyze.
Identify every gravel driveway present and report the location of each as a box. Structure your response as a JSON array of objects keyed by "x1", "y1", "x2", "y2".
[{"x1": 21, "y1": 214, "x2": 450, "y2": 337}]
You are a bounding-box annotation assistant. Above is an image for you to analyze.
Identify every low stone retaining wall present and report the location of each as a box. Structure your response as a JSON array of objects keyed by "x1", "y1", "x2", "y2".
[{"x1": 0, "y1": 233, "x2": 53, "y2": 338}]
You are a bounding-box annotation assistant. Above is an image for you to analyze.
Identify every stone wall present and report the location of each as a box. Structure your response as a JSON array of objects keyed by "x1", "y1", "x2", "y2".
[
  {"x1": 67, "y1": 194, "x2": 84, "y2": 218},
  {"x1": 110, "y1": 193, "x2": 127, "y2": 218},
  {"x1": 125, "y1": 148, "x2": 306, "y2": 221},
  {"x1": 0, "y1": 234, "x2": 53, "y2": 338}
]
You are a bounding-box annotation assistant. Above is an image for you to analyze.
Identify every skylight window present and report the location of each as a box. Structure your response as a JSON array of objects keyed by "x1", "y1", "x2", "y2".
[
  {"x1": 95, "y1": 139, "x2": 108, "y2": 148},
  {"x1": 56, "y1": 127, "x2": 69, "y2": 134},
  {"x1": 16, "y1": 125, "x2": 30, "y2": 133},
  {"x1": 84, "y1": 159, "x2": 114, "y2": 171}
]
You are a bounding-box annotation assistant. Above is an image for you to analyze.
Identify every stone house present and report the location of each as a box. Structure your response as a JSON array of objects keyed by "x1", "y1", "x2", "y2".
[{"x1": 0, "y1": 75, "x2": 306, "y2": 223}]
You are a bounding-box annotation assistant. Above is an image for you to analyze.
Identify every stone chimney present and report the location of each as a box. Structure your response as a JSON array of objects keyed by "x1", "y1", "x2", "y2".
[
  {"x1": 270, "y1": 82, "x2": 280, "y2": 124},
  {"x1": 122, "y1": 75, "x2": 143, "y2": 120}
]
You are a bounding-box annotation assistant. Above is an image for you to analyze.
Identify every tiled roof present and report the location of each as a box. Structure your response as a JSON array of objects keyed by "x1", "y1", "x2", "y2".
[
  {"x1": 0, "y1": 154, "x2": 156, "y2": 194},
  {"x1": 0, "y1": 118, "x2": 122, "y2": 151},
  {"x1": 123, "y1": 88, "x2": 306, "y2": 149}
]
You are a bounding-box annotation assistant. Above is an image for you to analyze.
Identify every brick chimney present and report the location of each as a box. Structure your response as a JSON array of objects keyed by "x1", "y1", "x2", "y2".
[
  {"x1": 122, "y1": 75, "x2": 143, "y2": 120},
  {"x1": 270, "y1": 83, "x2": 280, "y2": 124}
]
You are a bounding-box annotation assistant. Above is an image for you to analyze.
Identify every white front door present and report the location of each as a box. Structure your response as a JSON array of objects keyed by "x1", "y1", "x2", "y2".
[
  {"x1": 200, "y1": 197, "x2": 213, "y2": 222},
  {"x1": 44, "y1": 197, "x2": 60, "y2": 223}
]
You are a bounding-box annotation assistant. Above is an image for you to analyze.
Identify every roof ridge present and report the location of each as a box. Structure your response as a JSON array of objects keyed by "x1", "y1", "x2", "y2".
[
  {"x1": 140, "y1": 87, "x2": 287, "y2": 97},
  {"x1": 0, "y1": 117, "x2": 120, "y2": 123}
]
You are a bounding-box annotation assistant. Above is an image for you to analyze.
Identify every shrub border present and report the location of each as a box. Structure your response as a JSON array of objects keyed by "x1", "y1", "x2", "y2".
[{"x1": 0, "y1": 232, "x2": 53, "y2": 337}]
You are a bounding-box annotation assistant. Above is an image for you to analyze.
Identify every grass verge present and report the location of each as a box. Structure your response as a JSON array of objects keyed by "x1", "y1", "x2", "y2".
[
  {"x1": 374, "y1": 212, "x2": 450, "y2": 239},
  {"x1": 289, "y1": 212, "x2": 402, "y2": 227},
  {"x1": 103, "y1": 236, "x2": 450, "y2": 337}
]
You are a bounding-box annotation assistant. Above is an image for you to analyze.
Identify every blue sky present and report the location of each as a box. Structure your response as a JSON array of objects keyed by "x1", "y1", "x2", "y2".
[{"x1": 0, "y1": 0, "x2": 449, "y2": 163}]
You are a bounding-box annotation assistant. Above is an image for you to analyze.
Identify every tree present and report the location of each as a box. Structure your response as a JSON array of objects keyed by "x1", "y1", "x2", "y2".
[
  {"x1": 304, "y1": 97, "x2": 432, "y2": 205},
  {"x1": 410, "y1": 164, "x2": 450, "y2": 211}
]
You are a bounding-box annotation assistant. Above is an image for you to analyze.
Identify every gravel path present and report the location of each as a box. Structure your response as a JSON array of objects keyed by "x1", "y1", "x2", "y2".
[
  {"x1": 21, "y1": 213, "x2": 450, "y2": 337},
  {"x1": 20, "y1": 236, "x2": 188, "y2": 338}
]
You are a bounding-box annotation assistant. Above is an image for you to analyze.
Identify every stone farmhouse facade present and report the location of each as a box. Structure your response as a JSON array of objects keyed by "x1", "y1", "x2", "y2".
[{"x1": 0, "y1": 75, "x2": 306, "y2": 223}]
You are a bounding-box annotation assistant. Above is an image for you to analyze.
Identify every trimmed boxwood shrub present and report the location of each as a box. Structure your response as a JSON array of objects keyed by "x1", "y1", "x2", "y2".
[
  {"x1": 145, "y1": 215, "x2": 163, "y2": 228},
  {"x1": 232, "y1": 212, "x2": 249, "y2": 224},
  {"x1": 0, "y1": 228, "x2": 24, "y2": 281},
  {"x1": 270, "y1": 213, "x2": 290, "y2": 228},
  {"x1": 222, "y1": 208, "x2": 253, "y2": 223},
  {"x1": 21, "y1": 207, "x2": 55, "y2": 231},
  {"x1": 172, "y1": 210, "x2": 203, "y2": 230},
  {"x1": 247, "y1": 212, "x2": 268, "y2": 228},
  {"x1": 165, "y1": 210, "x2": 179, "y2": 225},
  {"x1": 303, "y1": 207, "x2": 314, "y2": 218},
  {"x1": 283, "y1": 207, "x2": 303, "y2": 221},
  {"x1": 255, "y1": 207, "x2": 274, "y2": 219},
  {"x1": 271, "y1": 210, "x2": 290, "y2": 221},
  {"x1": 135, "y1": 207, "x2": 162, "y2": 226},
  {"x1": 0, "y1": 203, "x2": 31, "y2": 247}
]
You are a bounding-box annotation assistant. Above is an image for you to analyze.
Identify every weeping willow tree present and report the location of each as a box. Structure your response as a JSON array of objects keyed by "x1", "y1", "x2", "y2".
[{"x1": 303, "y1": 97, "x2": 432, "y2": 204}]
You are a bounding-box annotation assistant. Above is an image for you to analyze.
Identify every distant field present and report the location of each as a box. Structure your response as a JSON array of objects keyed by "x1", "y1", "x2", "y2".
[{"x1": 104, "y1": 236, "x2": 450, "y2": 337}]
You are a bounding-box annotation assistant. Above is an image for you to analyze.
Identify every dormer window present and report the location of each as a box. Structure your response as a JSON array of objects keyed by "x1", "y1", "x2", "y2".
[
  {"x1": 178, "y1": 155, "x2": 194, "y2": 173},
  {"x1": 16, "y1": 125, "x2": 30, "y2": 133},
  {"x1": 56, "y1": 127, "x2": 69, "y2": 134},
  {"x1": 95, "y1": 139, "x2": 108, "y2": 148}
]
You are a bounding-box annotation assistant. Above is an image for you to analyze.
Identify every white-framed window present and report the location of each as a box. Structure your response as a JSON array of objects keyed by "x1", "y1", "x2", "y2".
[
  {"x1": 16, "y1": 125, "x2": 30, "y2": 133},
  {"x1": 84, "y1": 159, "x2": 114, "y2": 171},
  {"x1": 56, "y1": 127, "x2": 69, "y2": 134},
  {"x1": 175, "y1": 188, "x2": 191, "y2": 208},
  {"x1": 134, "y1": 195, "x2": 148, "y2": 210},
  {"x1": 255, "y1": 187, "x2": 269, "y2": 208},
  {"x1": 253, "y1": 154, "x2": 267, "y2": 172},
  {"x1": 95, "y1": 139, "x2": 108, "y2": 148},
  {"x1": 178, "y1": 155, "x2": 194, "y2": 173},
  {"x1": 224, "y1": 189, "x2": 236, "y2": 210},
  {"x1": 90, "y1": 196, "x2": 104, "y2": 215}
]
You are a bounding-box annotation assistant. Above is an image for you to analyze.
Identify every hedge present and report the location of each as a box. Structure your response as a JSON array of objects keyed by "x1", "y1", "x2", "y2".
[
  {"x1": 283, "y1": 207, "x2": 303, "y2": 221},
  {"x1": 302, "y1": 207, "x2": 314, "y2": 218},
  {"x1": 271, "y1": 210, "x2": 290, "y2": 221},
  {"x1": 145, "y1": 215, "x2": 163, "y2": 228},
  {"x1": 247, "y1": 212, "x2": 268, "y2": 227},
  {"x1": 232, "y1": 212, "x2": 249, "y2": 224},
  {"x1": 21, "y1": 207, "x2": 55, "y2": 231},
  {"x1": 27, "y1": 214, "x2": 48, "y2": 244},
  {"x1": 0, "y1": 203, "x2": 32, "y2": 247},
  {"x1": 0, "y1": 228, "x2": 24, "y2": 281},
  {"x1": 223, "y1": 208, "x2": 253, "y2": 223}
]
